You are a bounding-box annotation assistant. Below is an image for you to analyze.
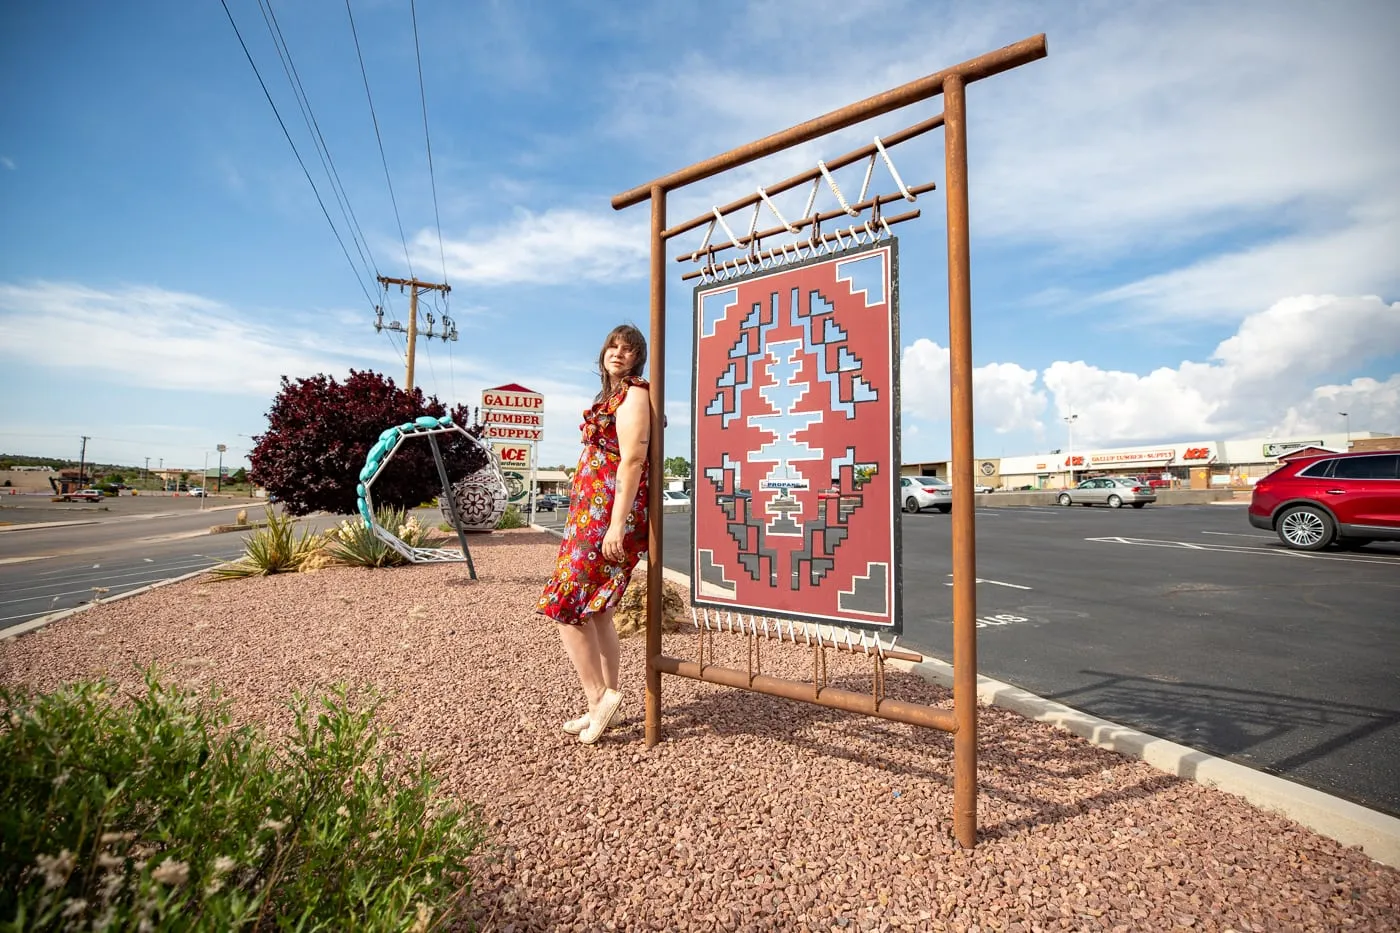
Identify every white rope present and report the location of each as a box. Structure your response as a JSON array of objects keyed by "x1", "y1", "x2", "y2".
[
  {"x1": 689, "y1": 218, "x2": 717, "y2": 263},
  {"x1": 713, "y1": 208, "x2": 748, "y2": 250},
  {"x1": 879, "y1": 214, "x2": 894, "y2": 238},
  {"x1": 745, "y1": 202, "x2": 761, "y2": 244},
  {"x1": 858, "y1": 153, "x2": 876, "y2": 203},
  {"x1": 874, "y1": 136, "x2": 916, "y2": 201},
  {"x1": 817, "y1": 160, "x2": 860, "y2": 217},
  {"x1": 758, "y1": 185, "x2": 799, "y2": 234},
  {"x1": 802, "y1": 177, "x2": 820, "y2": 219}
]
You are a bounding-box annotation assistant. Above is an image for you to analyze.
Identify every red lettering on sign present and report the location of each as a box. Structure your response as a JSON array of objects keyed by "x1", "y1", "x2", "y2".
[
  {"x1": 1183, "y1": 447, "x2": 1211, "y2": 460},
  {"x1": 1064, "y1": 455, "x2": 1086, "y2": 466},
  {"x1": 500, "y1": 448, "x2": 528, "y2": 462}
]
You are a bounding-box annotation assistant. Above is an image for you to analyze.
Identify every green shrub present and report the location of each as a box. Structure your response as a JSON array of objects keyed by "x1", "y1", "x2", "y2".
[
  {"x1": 208, "y1": 507, "x2": 321, "y2": 580},
  {"x1": 495, "y1": 506, "x2": 527, "y2": 530},
  {"x1": 324, "y1": 506, "x2": 434, "y2": 569},
  {"x1": 0, "y1": 673, "x2": 483, "y2": 931}
]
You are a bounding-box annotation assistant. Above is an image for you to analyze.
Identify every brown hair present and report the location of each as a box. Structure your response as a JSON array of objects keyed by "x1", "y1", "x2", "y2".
[{"x1": 596, "y1": 324, "x2": 647, "y2": 401}]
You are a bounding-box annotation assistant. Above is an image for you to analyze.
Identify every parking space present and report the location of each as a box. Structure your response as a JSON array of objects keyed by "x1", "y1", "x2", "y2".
[{"x1": 658, "y1": 503, "x2": 1400, "y2": 816}]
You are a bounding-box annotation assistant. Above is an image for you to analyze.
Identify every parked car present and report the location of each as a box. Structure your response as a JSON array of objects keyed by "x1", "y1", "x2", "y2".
[
  {"x1": 1248, "y1": 450, "x2": 1400, "y2": 551},
  {"x1": 900, "y1": 475, "x2": 952, "y2": 513},
  {"x1": 1056, "y1": 477, "x2": 1156, "y2": 509},
  {"x1": 188, "y1": 486, "x2": 205, "y2": 497},
  {"x1": 64, "y1": 488, "x2": 105, "y2": 502},
  {"x1": 663, "y1": 490, "x2": 691, "y2": 506}
]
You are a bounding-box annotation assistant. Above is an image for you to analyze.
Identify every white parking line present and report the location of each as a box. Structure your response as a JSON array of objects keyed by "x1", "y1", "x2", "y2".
[
  {"x1": 944, "y1": 575, "x2": 1033, "y2": 590},
  {"x1": 1201, "y1": 530, "x2": 1274, "y2": 539},
  {"x1": 1087, "y1": 536, "x2": 1400, "y2": 564}
]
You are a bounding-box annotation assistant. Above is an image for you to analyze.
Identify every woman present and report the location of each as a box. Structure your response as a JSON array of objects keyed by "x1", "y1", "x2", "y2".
[{"x1": 537, "y1": 324, "x2": 650, "y2": 745}]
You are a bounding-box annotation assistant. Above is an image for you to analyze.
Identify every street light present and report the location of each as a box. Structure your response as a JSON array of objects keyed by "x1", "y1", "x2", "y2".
[
  {"x1": 216, "y1": 444, "x2": 226, "y2": 493},
  {"x1": 1339, "y1": 412, "x2": 1350, "y2": 449},
  {"x1": 1064, "y1": 414, "x2": 1079, "y2": 487}
]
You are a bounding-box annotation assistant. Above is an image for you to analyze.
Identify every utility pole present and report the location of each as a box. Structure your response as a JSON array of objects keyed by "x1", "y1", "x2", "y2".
[
  {"x1": 78, "y1": 435, "x2": 90, "y2": 486},
  {"x1": 216, "y1": 444, "x2": 226, "y2": 493},
  {"x1": 375, "y1": 276, "x2": 455, "y2": 394},
  {"x1": 144, "y1": 456, "x2": 150, "y2": 487}
]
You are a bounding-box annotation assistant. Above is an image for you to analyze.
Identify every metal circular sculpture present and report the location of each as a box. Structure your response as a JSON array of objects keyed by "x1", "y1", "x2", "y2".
[{"x1": 355, "y1": 416, "x2": 505, "y2": 571}]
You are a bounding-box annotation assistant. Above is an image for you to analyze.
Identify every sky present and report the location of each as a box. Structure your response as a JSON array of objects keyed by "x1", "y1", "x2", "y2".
[{"x1": 1, "y1": 0, "x2": 1397, "y2": 475}]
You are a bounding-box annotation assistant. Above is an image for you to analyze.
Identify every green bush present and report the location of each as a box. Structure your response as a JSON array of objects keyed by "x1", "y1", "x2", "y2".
[
  {"x1": 495, "y1": 506, "x2": 527, "y2": 530},
  {"x1": 324, "y1": 507, "x2": 433, "y2": 569},
  {"x1": 0, "y1": 672, "x2": 483, "y2": 931},
  {"x1": 209, "y1": 507, "x2": 321, "y2": 580}
]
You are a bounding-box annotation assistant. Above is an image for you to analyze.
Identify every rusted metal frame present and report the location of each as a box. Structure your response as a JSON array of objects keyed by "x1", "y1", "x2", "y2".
[
  {"x1": 684, "y1": 208, "x2": 921, "y2": 283},
  {"x1": 655, "y1": 655, "x2": 957, "y2": 732},
  {"x1": 943, "y1": 75, "x2": 979, "y2": 850},
  {"x1": 644, "y1": 185, "x2": 665, "y2": 749},
  {"x1": 664, "y1": 115, "x2": 946, "y2": 243},
  {"x1": 677, "y1": 184, "x2": 937, "y2": 267},
  {"x1": 613, "y1": 34, "x2": 1047, "y2": 211}
]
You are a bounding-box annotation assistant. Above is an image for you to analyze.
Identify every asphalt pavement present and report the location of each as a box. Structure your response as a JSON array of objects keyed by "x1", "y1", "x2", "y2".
[{"x1": 638, "y1": 502, "x2": 1400, "y2": 817}]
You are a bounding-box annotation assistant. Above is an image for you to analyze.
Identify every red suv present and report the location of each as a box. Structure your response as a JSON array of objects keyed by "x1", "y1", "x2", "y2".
[{"x1": 1249, "y1": 450, "x2": 1400, "y2": 550}]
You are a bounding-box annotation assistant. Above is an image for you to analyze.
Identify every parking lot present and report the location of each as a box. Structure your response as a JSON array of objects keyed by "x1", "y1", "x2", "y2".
[{"x1": 648, "y1": 502, "x2": 1400, "y2": 816}]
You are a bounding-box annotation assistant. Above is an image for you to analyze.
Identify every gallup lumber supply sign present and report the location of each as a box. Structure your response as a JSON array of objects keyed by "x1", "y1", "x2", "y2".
[{"x1": 481, "y1": 384, "x2": 544, "y2": 442}]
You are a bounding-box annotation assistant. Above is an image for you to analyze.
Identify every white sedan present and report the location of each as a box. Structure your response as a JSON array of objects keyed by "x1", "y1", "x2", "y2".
[
  {"x1": 662, "y1": 490, "x2": 691, "y2": 506},
  {"x1": 900, "y1": 475, "x2": 952, "y2": 513}
]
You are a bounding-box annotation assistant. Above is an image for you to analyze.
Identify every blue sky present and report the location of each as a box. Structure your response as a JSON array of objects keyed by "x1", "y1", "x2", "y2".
[{"x1": 1, "y1": 0, "x2": 1396, "y2": 475}]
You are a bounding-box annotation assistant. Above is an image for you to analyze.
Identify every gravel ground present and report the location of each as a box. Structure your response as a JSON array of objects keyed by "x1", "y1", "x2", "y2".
[{"x1": 2, "y1": 530, "x2": 1397, "y2": 932}]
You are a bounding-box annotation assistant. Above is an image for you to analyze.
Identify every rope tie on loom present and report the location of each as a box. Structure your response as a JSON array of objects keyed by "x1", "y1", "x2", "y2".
[
  {"x1": 818, "y1": 159, "x2": 861, "y2": 217},
  {"x1": 874, "y1": 136, "x2": 917, "y2": 201}
]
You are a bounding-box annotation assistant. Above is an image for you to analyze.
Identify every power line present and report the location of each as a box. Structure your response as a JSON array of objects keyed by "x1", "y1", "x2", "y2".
[
  {"x1": 410, "y1": 0, "x2": 448, "y2": 288},
  {"x1": 346, "y1": 0, "x2": 415, "y2": 280},
  {"x1": 219, "y1": 0, "x2": 378, "y2": 312},
  {"x1": 258, "y1": 0, "x2": 380, "y2": 289}
]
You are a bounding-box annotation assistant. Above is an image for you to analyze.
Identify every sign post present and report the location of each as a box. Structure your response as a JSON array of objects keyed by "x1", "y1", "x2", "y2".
[{"x1": 481, "y1": 383, "x2": 545, "y2": 522}]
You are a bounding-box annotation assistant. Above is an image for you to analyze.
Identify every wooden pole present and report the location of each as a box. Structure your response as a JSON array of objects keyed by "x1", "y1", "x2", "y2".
[{"x1": 377, "y1": 276, "x2": 451, "y2": 395}]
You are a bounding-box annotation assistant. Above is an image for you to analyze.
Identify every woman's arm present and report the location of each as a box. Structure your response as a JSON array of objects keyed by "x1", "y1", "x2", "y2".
[{"x1": 603, "y1": 385, "x2": 651, "y2": 561}]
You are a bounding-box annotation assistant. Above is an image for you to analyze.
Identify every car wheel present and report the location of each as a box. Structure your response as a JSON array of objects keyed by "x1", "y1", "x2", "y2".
[
  {"x1": 1107, "y1": 494, "x2": 1123, "y2": 509},
  {"x1": 1131, "y1": 502, "x2": 1147, "y2": 509},
  {"x1": 936, "y1": 505, "x2": 951, "y2": 514},
  {"x1": 904, "y1": 496, "x2": 921, "y2": 514},
  {"x1": 1057, "y1": 493, "x2": 1072, "y2": 507},
  {"x1": 1276, "y1": 505, "x2": 1334, "y2": 551}
]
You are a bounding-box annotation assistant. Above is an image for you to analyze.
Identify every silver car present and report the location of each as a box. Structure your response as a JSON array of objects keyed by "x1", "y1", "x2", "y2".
[
  {"x1": 900, "y1": 475, "x2": 952, "y2": 513},
  {"x1": 1056, "y1": 477, "x2": 1156, "y2": 509}
]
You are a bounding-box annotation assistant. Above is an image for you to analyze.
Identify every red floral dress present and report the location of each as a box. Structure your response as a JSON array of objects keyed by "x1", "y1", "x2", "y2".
[{"x1": 537, "y1": 376, "x2": 650, "y2": 625}]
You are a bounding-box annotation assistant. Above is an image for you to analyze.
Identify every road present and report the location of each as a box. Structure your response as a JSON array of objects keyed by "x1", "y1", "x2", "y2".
[
  {"x1": 6, "y1": 497, "x2": 1398, "y2": 817},
  {"x1": 0, "y1": 496, "x2": 331, "y2": 630}
]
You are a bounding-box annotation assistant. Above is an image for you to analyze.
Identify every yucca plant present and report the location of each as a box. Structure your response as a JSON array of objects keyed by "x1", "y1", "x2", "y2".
[
  {"x1": 208, "y1": 507, "x2": 321, "y2": 580},
  {"x1": 324, "y1": 506, "x2": 433, "y2": 568}
]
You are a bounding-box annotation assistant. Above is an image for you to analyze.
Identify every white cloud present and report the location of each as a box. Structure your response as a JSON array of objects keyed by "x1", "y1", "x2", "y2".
[
  {"x1": 0, "y1": 156, "x2": 14, "y2": 171},
  {"x1": 421, "y1": 208, "x2": 650, "y2": 286},
  {"x1": 900, "y1": 294, "x2": 1400, "y2": 450},
  {"x1": 0, "y1": 281, "x2": 398, "y2": 396},
  {"x1": 900, "y1": 340, "x2": 1047, "y2": 434}
]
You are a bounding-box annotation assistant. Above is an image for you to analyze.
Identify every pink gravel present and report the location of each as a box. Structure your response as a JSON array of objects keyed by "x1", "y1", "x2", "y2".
[{"x1": 2, "y1": 530, "x2": 1397, "y2": 931}]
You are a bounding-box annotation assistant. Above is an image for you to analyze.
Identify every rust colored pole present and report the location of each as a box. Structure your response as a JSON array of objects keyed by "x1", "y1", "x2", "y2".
[
  {"x1": 613, "y1": 35, "x2": 1046, "y2": 209},
  {"x1": 655, "y1": 655, "x2": 957, "y2": 732},
  {"x1": 662, "y1": 116, "x2": 946, "y2": 240},
  {"x1": 944, "y1": 75, "x2": 979, "y2": 849},
  {"x1": 644, "y1": 185, "x2": 667, "y2": 748}
]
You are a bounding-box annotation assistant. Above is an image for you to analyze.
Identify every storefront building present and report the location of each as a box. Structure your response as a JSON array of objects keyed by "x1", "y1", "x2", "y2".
[{"x1": 903, "y1": 432, "x2": 1396, "y2": 491}]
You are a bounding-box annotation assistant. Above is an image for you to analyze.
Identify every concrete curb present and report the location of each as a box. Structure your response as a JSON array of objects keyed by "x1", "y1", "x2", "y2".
[
  {"x1": 888, "y1": 655, "x2": 1400, "y2": 868},
  {"x1": 0, "y1": 519, "x2": 103, "y2": 534}
]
